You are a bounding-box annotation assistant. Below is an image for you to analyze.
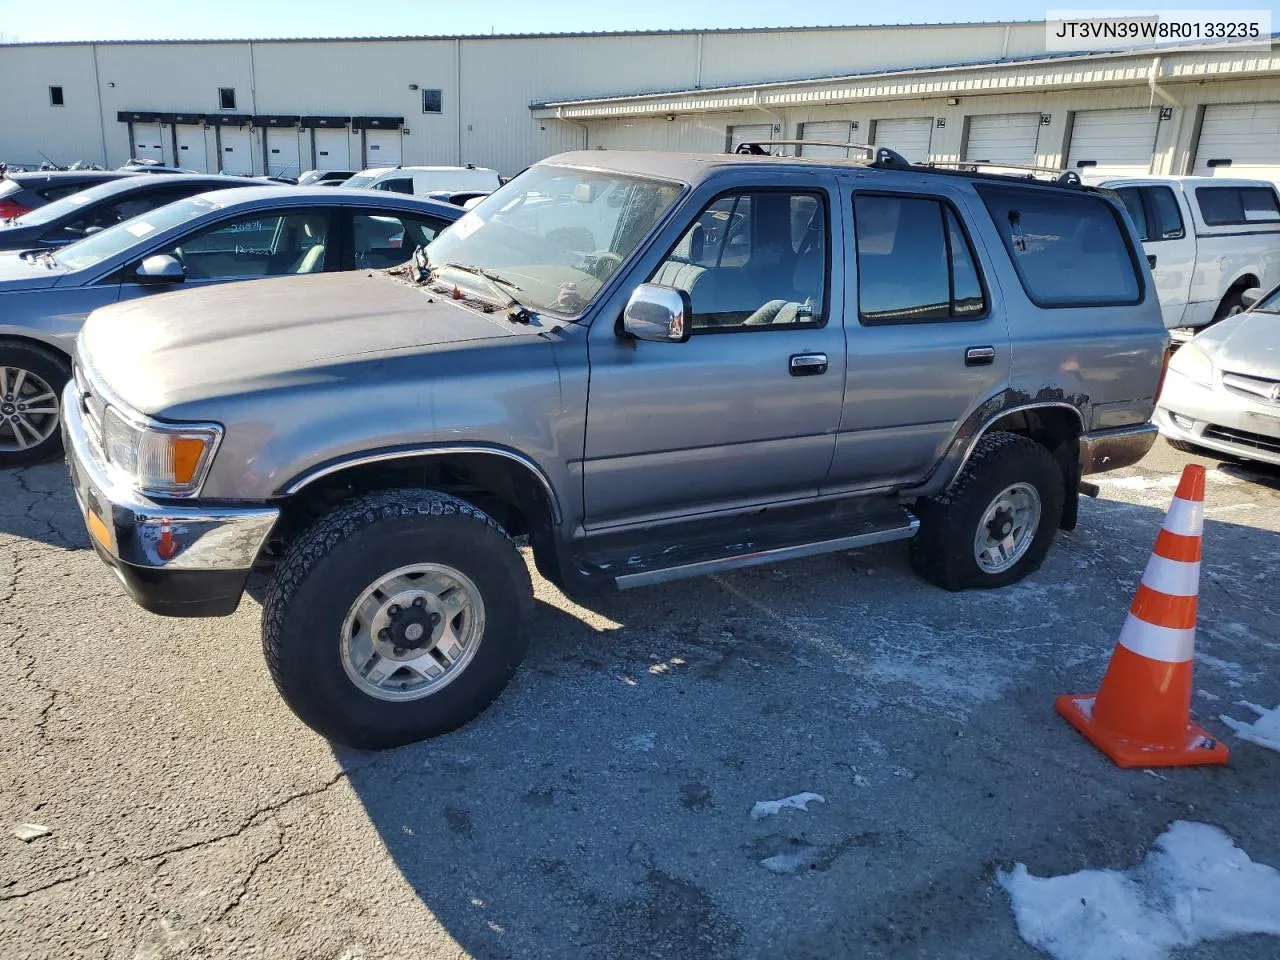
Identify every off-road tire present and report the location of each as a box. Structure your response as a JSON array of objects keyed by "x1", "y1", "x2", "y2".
[
  {"x1": 909, "y1": 432, "x2": 1065, "y2": 592},
  {"x1": 0, "y1": 340, "x2": 70, "y2": 468},
  {"x1": 262, "y1": 489, "x2": 533, "y2": 749}
]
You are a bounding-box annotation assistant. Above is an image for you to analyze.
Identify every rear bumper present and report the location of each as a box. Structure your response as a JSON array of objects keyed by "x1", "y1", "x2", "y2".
[
  {"x1": 1078, "y1": 422, "x2": 1158, "y2": 475},
  {"x1": 62, "y1": 381, "x2": 279, "y2": 617}
]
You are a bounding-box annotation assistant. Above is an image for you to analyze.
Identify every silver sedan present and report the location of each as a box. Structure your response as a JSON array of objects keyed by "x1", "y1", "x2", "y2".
[
  {"x1": 1155, "y1": 284, "x2": 1280, "y2": 466},
  {"x1": 0, "y1": 186, "x2": 460, "y2": 466}
]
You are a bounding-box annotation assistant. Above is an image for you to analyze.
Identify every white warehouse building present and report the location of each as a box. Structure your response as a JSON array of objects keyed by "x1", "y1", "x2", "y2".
[{"x1": 0, "y1": 22, "x2": 1278, "y2": 182}]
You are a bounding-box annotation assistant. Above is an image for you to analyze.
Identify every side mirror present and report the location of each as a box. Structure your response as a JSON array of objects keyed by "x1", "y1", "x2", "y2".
[
  {"x1": 1240, "y1": 287, "x2": 1262, "y2": 310},
  {"x1": 621, "y1": 284, "x2": 692, "y2": 343},
  {"x1": 134, "y1": 254, "x2": 185, "y2": 285}
]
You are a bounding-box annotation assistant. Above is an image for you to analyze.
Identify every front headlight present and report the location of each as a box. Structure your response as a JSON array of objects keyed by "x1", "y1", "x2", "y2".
[
  {"x1": 101, "y1": 405, "x2": 221, "y2": 497},
  {"x1": 1169, "y1": 344, "x2": 1216, "y2": 387}
]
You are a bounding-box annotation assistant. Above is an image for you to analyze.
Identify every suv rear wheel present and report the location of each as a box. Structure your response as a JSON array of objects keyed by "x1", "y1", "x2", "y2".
[
  {"x1": 909, "y1": 432, "x2": 1065, "y2": 591},
  {"x1": 262, "y1": 489, "x2": 533, "y2": 748}
]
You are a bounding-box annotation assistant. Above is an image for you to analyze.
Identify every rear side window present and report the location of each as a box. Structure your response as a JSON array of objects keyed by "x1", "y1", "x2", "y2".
[
  {"x1": 1195, "y1": 186, "x2": 1280, "y2": 226},
  {"x1": 1115, "y1": 188, "x2": 1148, "y2": 241},
  {"x1": 1148, "y1": 187, "x2": 1185, "y2": 240},
  {"x1": 854, "y1": 194, "x2": 987, "y2": 323},
  {"x1": 38, "y1": 182, "x2": 94, "y2": 202},
  {"x1": 977, "y1": 185, "x2": 1141, "y2": 307},
  {"x1": 376, "y1": 178, "x2": 414, "y2": 195}
]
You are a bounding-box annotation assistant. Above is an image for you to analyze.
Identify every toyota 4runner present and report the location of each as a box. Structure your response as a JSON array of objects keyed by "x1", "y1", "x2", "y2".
[{"x1": 62, "y1": 148, "x2": 1168, "y2": 747}]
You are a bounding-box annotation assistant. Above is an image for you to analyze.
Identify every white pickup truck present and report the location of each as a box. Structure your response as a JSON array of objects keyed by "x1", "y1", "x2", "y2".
[{"x1": 1100, "y1": 176, "x2": 1280, "y2": 332}]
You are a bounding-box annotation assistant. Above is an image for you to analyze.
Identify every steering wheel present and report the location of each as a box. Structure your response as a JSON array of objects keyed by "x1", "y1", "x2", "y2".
[{"x1": 583, "y1": 250, "x2": 623, "y2": 279}]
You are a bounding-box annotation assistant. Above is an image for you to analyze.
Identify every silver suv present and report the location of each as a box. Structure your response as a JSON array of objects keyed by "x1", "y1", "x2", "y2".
[{"x1": 62, "y1": 148, "x2": 1168, "y2": 747}]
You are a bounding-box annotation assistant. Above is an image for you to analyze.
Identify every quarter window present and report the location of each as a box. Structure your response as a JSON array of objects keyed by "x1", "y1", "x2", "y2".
[
  {"x1": 650, "y1": 190, "x2": 828, "y2": 331},
  {"x1": 375, "y1": 177, "x2": 414, "y2": 195},
  {"x1": 854, "y1": 194, "x2": 987, "y2": 323},
  {"x1": 977, "y1": 185, "x2": 1141, "y2": 307},
  {"x1": 1195, "y1": 186, "x2": 1280, "y2": 226}
]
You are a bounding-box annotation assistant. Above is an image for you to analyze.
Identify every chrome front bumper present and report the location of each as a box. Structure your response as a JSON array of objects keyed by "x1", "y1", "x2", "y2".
[
  {"x1": 62, "y1": 381, "x2": 279, "y2": 616},
  {"x1": 1155, "y1": 368, "x2": 1280, "y2": 467}
]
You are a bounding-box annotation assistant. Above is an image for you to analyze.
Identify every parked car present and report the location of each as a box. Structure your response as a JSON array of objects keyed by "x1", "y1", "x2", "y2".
[
  {"x1": 1155, "y1": 283, "x2": 1280, "y2": 465},
  {"x1": 0, "y1": 187, "x2": 460, "y2": 466},
  {"x1": 119, "y1": 159, "x2": 200, "y2": 175},
  {"x1": 297, "y1": 170, "x2": 356, "y2": 186},
  {"x1": 0, "y1": 174, "x2": 264, "y2": 253},
  {"x1": 0, "y1": 170, "x2": 139, "y2": 219},
  {"x1": 1100, "y1": 176, "x2": 1280, "y2": 332},
  {"x1": 344, "y1": 164, "x2": 501, "y2": 197},
  {"x1": 62, "y1": 149, "x2": 1166, "y2": 747}
]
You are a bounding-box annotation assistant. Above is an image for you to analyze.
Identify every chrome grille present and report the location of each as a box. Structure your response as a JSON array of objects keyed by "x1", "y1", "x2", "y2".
[
  {"x1": 72, "y1": 364, "x2": 106, "y2": 453},
  {"x1": 1222, "y1": 371, "x2": 1280, "y2": 406}
]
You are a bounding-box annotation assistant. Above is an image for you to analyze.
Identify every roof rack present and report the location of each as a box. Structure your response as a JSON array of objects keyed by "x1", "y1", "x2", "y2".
[{"x1": 729, "y1": 141, "x2": 1084, "y2": 189}]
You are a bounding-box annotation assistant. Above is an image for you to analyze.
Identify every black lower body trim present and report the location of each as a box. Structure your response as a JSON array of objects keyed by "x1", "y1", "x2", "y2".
[{"x1": 90, "y1": 538, "x2": 249, "y2": 618}]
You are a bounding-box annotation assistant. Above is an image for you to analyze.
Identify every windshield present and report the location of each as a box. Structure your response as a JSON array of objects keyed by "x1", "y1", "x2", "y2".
[
  {"x1": 53, "y1": 195, "x2": 224, "y2": 271},
  {"x1": 345, "y1": 174, "x2": 377, "y2": 189},
  {"x1": 8, "y1": 182, "x2": 116, "y2": 226},
  {"x1": 425, "y1": 165, "x2": 683, "y2": 316}
]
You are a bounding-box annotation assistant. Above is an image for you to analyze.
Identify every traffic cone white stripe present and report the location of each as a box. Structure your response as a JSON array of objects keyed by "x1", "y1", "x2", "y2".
[
  {"x1": 1116, "y1": 614, "x2": 1196, "y2": 663},
  {"x1": 1162, "y1": 496, "x2": 1205, "y2": 537},
  {"x1": 1140, "y1": 553, "x2": 1201, "y2": 597}
]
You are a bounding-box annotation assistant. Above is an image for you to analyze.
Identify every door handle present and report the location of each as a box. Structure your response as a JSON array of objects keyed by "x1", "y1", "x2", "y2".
[
  {"x1": 965, "y1": 346, "x2": 996, "y2": 367},
  {"x1": 1148, "y1": 254, "x2": 1157, "y2": 268},
  {"x1": 789, "y1": 353, "x2": 828, "y2": 376}
]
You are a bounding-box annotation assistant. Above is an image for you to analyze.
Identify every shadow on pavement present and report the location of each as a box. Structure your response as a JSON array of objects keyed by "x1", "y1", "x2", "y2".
[{"x1": 330, "y1": 496, "x2": 1280, "y2": 959}]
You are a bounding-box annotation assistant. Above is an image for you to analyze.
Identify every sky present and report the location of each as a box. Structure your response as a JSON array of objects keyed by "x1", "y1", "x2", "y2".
[{"x1": 0, "y1": 0, "x2": 1276, "y2": 43}]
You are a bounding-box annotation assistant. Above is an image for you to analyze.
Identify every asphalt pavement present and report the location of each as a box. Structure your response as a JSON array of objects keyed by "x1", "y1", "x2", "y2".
[{"x1": 1, "y1": 440, "x2": 1278, "y2": 959}]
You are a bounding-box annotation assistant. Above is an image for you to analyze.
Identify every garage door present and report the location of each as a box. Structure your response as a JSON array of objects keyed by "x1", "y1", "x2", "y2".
[
  {"x1": 174, "y1": 125, "x2": 207, "y2": 172},
  {"x1": 1067, "y1": 108, "x2": 1160, "y2": 178},
  {"x1": 1192, "y1": 103, "x2": 1280, "y2": 184},
  {"x1": 218, "y1": 126, "x2": 254, "y2": 175},
  {"x1": 266, "y1": 128, "x2": 301, "y2": 178},
  {"x1": 799, "y1": 120, "x2": 854, "y2": 157},
  {"x1": 874, "y1": 118, "x2": 933, "y2": 164},
  {"x1": 964, "y1": 113, "x2": 1040, "y2": 165},
  {"x1": 728, "y1": 123, "x2": 774, "y2": 153},
  {"x1": 364, "y1": 130, "x2": 402, "y2": 168},
  {"x1": 130, "y1": 122, "x2": 165, "y2": 163},
  {"x1": 313, "y1": 128, "x2": 351, "y2": 170}
]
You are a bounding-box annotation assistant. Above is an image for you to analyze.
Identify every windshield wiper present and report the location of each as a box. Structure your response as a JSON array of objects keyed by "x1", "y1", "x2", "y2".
[
  {"x1": 21, "y1": 249, "x2": 58, "y2": 268},
  {"x1": 434, "y1": 261, "x2": 532, "y2": 323}
]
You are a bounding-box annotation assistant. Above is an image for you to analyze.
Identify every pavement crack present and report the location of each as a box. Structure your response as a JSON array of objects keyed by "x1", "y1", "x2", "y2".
[{"x1": 214, "y1": 817, "x2": 288, "y2": 921}]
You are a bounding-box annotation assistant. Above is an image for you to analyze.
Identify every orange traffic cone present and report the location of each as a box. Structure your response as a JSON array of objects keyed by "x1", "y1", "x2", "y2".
[{"x1": 1056, "y1": 464, "x2": 1229, "y2": 768}]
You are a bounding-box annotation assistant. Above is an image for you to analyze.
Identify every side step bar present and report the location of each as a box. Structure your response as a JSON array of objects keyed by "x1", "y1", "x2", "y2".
[{"x1": 614, "y1": 517, "x2": 919, "y2": 590}]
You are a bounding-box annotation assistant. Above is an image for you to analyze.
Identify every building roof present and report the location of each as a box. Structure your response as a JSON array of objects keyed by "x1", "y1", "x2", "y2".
[{"x1": 0, "y1": 21, "x2": 1040, "y2": 47}]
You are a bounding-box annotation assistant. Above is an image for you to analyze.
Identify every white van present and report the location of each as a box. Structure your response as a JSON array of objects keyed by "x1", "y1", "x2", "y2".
[
  {"x1": 1098, "y1": 176, "x2": 1280, "y2": 331},
  {"x1": 344, "y1": 165, "x2": 501, "y2": 198}
]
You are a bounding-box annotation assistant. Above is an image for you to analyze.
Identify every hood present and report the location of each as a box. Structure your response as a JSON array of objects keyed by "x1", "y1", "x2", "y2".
[
  {"x1": 1194, "y1": 309, "x2": 1280, "y2": 378},
  {"x1": 0, "y1": 251, "x2": 67, "y2": 291},
  {"x1": 80, "y1": 271, "x2": 538, "y2": 415}
]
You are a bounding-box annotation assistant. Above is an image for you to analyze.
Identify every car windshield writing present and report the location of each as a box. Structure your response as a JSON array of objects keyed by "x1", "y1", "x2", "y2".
[
  {"x1": 10, "y1": 182, "x2": 118, "y2": 226},
  {"x1": 54, "y1": 196, "x2": 223, "y2": 271},
  {"x1": 425, "y1": 166, "x2": 683, "y2": 317}
]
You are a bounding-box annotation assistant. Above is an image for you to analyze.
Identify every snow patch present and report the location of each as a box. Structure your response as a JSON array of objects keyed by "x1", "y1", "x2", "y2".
[
  {"x1": 760, "y1": 846, "x2": 822, "y2": 874},
  {"x1": 620, "y1": 732, "x2": 656, "y2": 752},
  {"x1": 999, "y1": 821, "x2": 1280, "y2": 960},
  {"x1": 1196, "y1": 653, "x2": 1255, "y2": 683},
  {"x1": 750, "y1": 792, "x2": 825, "y2": 820},
  {"x1": 1195, "y1": 689, "x2": 1222, "y2": 702},
  {"x1": 1220, "y1": 702, "x2": 1280, "y2": 752}
]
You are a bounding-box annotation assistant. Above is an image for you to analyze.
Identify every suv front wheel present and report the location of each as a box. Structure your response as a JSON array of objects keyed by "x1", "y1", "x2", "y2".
[
  {"x1": 262, "y1": 489, "x2": 533, "y2": 748},
  {"x1": 909, "y1": 432, "x2": 1065, "y2": 591}
]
